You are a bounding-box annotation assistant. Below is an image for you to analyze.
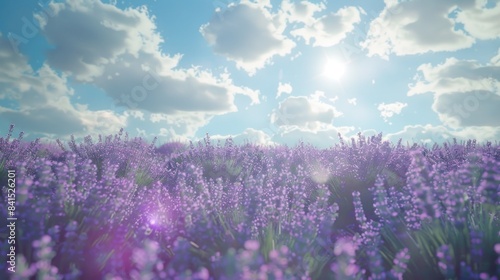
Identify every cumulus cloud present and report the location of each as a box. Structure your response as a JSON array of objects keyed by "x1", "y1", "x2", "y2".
[
  {"x1": 0, "y1": 34, "x2": 131, "y2": 138},
  {"x1": 281, "y1": 0, "x2": 326, "y2": 25},
  {"x1": 450, "y1": 126, "x2": 500, "y2": 142},
  {"x1": 377, "y1": 102, "x2": 407, "y2": 122},
  {"x1": 408, "y1": 54, "x2": 500, "y2": 128},
  {"x1": 455, "y1": 0, "x2": 500, "y2": 40},
  {"x1": 409, "y1": 57, "x2": 500, "y2": 96},
  {"x1": 200, "y1": 0, "x2": 295, "y2": 75},
  {"x1": 385, "y1": 124, "x2": 500, "y2": 144},
  {"x1": 37, "y1": 0, "x2": 167, "y2": 82},
  {"x1": 209, "y1": 128, "x2": 277, "y2": 146},
  {"x1": 270, "y1": 125, "x2": 355, "y2": 148},
  {"x1": 145, "y1": 111, "x2": 216, "y2": 140},
  {"x1": 309, "y1": 90, "x2": 338, "y2": 103},
  {"x1": 33, "y1": 0, "x2": 260, "y2": 139},
  {"x1": 362, "y1": 0, "x2": 480, "y2": 58},
  {"x1": 214, "y1": 125, "x2": 378, "y2": 151},
  {"x1": 433, "y1": 91, "x2": 500, "y2": 127},
  {"x1": 0, "y1": 33, "x2": 127, "y2": 139},
  {"x1": 0, "y1": 37, "x2": 32, "y2": 92},
  {"x1": 270, "y1": 95, "x2": 342, "y2": 131},
  {"x1": 125, "y1": 110, "x2": 145, "y2": 121},
  {"x1": 290, "y1": 6, "x2": 362, "y2": 47},
  {"x1": 276, "y1": 82, "x2": 293, "y2": 99},
  {"x1": 347, "y1": 98, "x2": 357, "y2": 105},
  {"x1": 385, "y1": 124, "x2": 455, "y2": 144},
  {"x1": 491, "y1": 48, "x2": 500, "y2": 65}
]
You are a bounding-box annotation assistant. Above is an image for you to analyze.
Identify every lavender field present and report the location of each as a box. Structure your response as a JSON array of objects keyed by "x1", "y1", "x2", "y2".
[{"x1": 1, "y1": 125, "x2": 499, "y2": 279}]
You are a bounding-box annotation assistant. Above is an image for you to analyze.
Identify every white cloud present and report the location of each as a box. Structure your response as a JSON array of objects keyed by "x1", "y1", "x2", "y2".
[
  {"x1": 125, "y1": 110, "x2": 145, "y2": 120},
  {"x1": 408, "y1": 54, "x2": 500, "y2": 128},
  {"x1": 280, "y1": 0, "x2": 326, "y2": 25},
  {"x1": 33, "y1": 0, "x2": 260, "y2": 140},
  {"x1": 491, "y1": 48, "x2": 500, "y2": 65},
  {"x1": 310, "y1": 90, "x2": 326, "y2": 100},
  {"x1": 409, "y1": 57, "x2": 500, "y2": 96},
  {"x1": 385, "y1": 124, "x2": 500, "y2": 145},
  {"x1": 433, "y1": 91, "x2": 500, "y2": 127},
  {"x1": 200, "y1": 1, "x2": 295, "y2": 75},
  {"x1": 290, "y1": 6, "x2": 362, "y2": 47},
  {"x1": 37, "y1": 0, "x2": 168, "y2": 82},
  {"x1": 270, "y1": 125, "x2": 355, "y2": 148},
  {"x1": 450, "y1": 126, "x2": 500, "y2": 142},
  {"x1": 276, "y1": 82, "x2": 293, "y2": 99},
  {"x1": 270, "y1": 95, "x2": 342, "y2": 132},
  {"x1": 377, "y1": 102, "x2": 407, "y2": 122},
  {"x1": 0, "y1": 33, "x2": 127, "y2": 139},
  {"x1": 362, "y1": 0, "x2": 478, "y2": 59},
  {"x1": 385, "y1": 124, "x2": 455, "y2": 144},
  {"x1": 209, "y1": 128, "x2": 277, "y2": 146},
  {"x1": 148, "y1": 111, "x2": 215, "y2": 140},
  {"x1": 456, "y1": 0, "x2": 500, "y2": 40},
  {"x1": 267, "y1": 121, "x2": 500, "y2": 148},
  {"x1": 347, "y1": 98, "x2": 357, "y2": 105},
  {"x1": 308, "y1": 90, "x2": 339, "y2": 104}
]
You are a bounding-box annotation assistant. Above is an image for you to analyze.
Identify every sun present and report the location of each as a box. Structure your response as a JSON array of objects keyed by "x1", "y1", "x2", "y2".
[{"x1": 322, "y1": 58, "x2": 347, "y2": 82}]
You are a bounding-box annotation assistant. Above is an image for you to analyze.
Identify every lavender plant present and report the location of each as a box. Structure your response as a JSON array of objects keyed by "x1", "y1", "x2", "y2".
[{"x1": 0, "y1": 124, "x2": 499, "y2": 279}]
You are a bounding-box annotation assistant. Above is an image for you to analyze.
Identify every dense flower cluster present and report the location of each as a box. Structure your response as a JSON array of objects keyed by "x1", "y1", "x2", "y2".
[{"x1": 0, "y1": 125, "x2": 499, "y2": 279}]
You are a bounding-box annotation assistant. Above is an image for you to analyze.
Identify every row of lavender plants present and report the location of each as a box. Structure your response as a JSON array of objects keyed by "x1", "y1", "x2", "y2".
[{"x1": 0, "y1": 124, "x2": 499, "y2": 279}]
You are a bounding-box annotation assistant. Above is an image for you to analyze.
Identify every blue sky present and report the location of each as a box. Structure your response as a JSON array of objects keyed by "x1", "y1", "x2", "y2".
[{"x1": 0, "y1": 0, "x2": 499, "y2": 148}]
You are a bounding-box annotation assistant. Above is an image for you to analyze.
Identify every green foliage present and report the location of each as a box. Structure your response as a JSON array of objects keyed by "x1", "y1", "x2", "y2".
[
  {"x1": 134, "y1": 168, "x2": 154, "y2": 187},
  {"x1": 201, "y1": 157, "x2": 243, "y2": 183}
]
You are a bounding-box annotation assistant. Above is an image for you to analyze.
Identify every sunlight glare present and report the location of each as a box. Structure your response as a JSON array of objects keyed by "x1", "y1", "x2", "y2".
[
  {"x1": 323, "y1": 58, "x2": 347, "y2": 82},
  {"x1": 309, "y1": 161, "x2": 330, "y2": 184}
]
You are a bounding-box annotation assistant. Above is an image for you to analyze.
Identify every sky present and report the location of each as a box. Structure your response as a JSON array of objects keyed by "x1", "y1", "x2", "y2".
[{"x1": 0, "y1": 0, "x2": 499, "y2": 148}]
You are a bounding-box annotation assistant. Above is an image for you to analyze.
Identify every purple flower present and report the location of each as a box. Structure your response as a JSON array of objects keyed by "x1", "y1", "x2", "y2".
[
  {"x1": 244, "y1": 240, "x2": 260, "y2": 251},
  {"x1": 389, "y1": 248, "x2": 410, "y2": 280},
  {"x1": 436, "y1": 245, "x2": 455, "y2": 279},
  {"x1": 331, "y1": 238, "x2": 361, "y2": 279}
]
